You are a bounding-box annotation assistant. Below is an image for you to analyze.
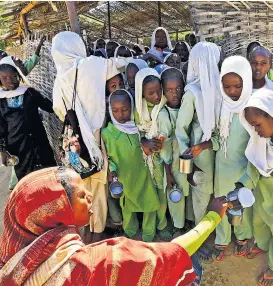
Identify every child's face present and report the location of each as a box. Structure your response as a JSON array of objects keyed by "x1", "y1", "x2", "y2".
[
  {"x1": 155, "y1": 30, "x2": 167, "y2": 49},
  {"x1": 126, "y1": 65, "x2": 139, "y2": 90},
  {"x1": 165, "y1": 55, "x2": 181, "y2": 70},
  {"x1": 111, "y1": 99, "x2": 131, "y2": 124},
  {"x1": 245, "y1": 107, "x2": 273, "y2": 138},
  {"x1": 107, "y1": 75, "x2": 124, "y2": 94},
  {"x1": 175, "y1": 43, "x2": 189, "y2": 62},
  {"x1": 143, "y1": 80, "x2": 162, "y2": 105},
  {"x1": 249, "y1": 53, "x2": 271, "y2": 81},
  {"x1": 0, "y1": 71, "x2": 20, "y2": 90},
  {"x1": 163, "y1": 78, "x2": 183, "y2": 108},
  {"x1": 222, "y1": 73, "x2": 243, "y2": 101}
]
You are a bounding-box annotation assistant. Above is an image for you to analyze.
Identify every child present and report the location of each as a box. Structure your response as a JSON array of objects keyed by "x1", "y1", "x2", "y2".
[
  {"x1": 248, "y1": 46, "x2": 273, "y2": 91},
  {"x1": 157, "y1": 67, "x2": 189, "y2": 237},
  {"x1": 134, "y1": 67, "x2": 172, "y2": 240},
  {"x1": 172, "y1": 41, "x2": 191, "y2": 81},
  {"x1": 238, "y1": 90, "x2": 273, "y2": 286},
  {"x1": 163, "y1": 53, "x2": 182, "y2": 70},
  {"x1": 106, "y1": 41, "x2": 119, "y2": 58},
  {"x1": 212, "y1": 56, "x2": 254, "y2": 262},
  {"x1": 114, "y1": 45, "x2": 133, "y2": 58},
  {"x1": 0, "y1": 57, "x2": 56, "y2": 181},
  {"x1": 125, "y1": 59, "x2": 148, "y2": 98},
  {"x1": 150, "y1": 27, "x2": 173, "y2": 62},
  {"x1": 94, "y1": 38, "x2": 106, "y2": 50},
  {"x1": 175, "y1": 42, "x2": 221, "y2": 262},
  {"x1": 102, "y1": 89, "x2": 160, "y2": 242}
]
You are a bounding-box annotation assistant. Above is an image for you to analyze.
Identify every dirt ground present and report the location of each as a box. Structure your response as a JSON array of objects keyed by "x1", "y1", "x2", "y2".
[{"x1": 0, "y1": 166, "x2": 267, "y2": 285}]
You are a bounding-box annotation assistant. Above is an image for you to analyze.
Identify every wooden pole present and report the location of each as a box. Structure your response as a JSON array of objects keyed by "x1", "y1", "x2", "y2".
[
  {"x1": 107, "y1": 1, "x2": 112, "y2": 39},
  {"x1": 176, "y1": 30, "x2": 179, "y2": 41},
  {"x1": 65, "y1": 1, "x2": 80, "y2": 35},
  {"x1": 22, "y1": 14, "x2": 29, "y2": 38},
  {"x1": 158, "y1": 1, "x2": 162, "y2": 26}
]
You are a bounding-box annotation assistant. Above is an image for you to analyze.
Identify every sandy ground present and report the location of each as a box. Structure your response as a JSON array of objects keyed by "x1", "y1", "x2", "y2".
[{"x1": 0, "y1": 165, "x2": 267, "y2": 285}]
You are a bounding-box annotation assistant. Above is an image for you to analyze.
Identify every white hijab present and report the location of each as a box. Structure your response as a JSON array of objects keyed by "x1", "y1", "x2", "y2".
[
  {"x1": 52, "y1": 32, "x2": 131, "y2": 168},
  {"x1": 93, "y1": 38, "x2": 105, "y2": 50},
  {"x1": 0, "y1": 56, "x2": 30, "y2": 99},
  {"x1": 109, "y1": 89, "x2": 139, "y2": 135},
  {"x1": 135, "y1": 67, "x2": 166, "y2": 139},
  {"x1": 219, "y1": 56, "x2": 253, "y2": 157},
  {"x1": 239, "y1": 90, "x2": 273, "y2": 177},
  {"x1": 125, "y1": 59, "x2": 148, "y2": 90},
  {"x1": 151, "y1": 27, "x2": 173, "y2": 50},
  {"x1": 185, "y1": 41, "x2": 221, "y2": 141},
  {"x1": 174, "y1": 41, "x2": 191, "y2": 61}
]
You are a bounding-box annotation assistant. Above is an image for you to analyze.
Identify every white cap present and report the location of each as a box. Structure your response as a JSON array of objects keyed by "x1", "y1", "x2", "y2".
[{"x1": 238, "y1": 187, "x2": 255, "y2": 208}]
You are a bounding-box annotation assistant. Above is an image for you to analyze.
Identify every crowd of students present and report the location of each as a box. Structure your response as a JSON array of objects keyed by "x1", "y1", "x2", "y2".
[{"x1": 0, "y1": 26, "x2": 273, "y2": 285}]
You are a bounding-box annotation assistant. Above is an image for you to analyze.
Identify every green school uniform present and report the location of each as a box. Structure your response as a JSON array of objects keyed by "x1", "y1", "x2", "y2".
[
  {"x1": 134, "y1": 103, "x2": 168, "y2": 231},
  {"x1": 102, "y1": 122, "x2": 160, "y2": 241},
  {"x1": 24, "y1": 54, "x2": 40, "y2": 74},
  {"x1": 175, "y1": 90, "x2": 218, "y2": 224},
  {"x1": 214, "y1": 114, "x2": 253, "y2": 245},
  {"x1": 158, "y1": 106, "x2": 189, "y2": 229},
  {"x1": 240, "y1": 160, "x2": 273, "y2": 270}
]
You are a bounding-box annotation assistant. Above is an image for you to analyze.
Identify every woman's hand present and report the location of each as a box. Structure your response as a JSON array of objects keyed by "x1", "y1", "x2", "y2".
[
  {"x1": 141, "y1": 138, "x2": 162, "y2": 155},
  {"x1": 208, "y1": 197, "x2": 229, "y2": 218},
  {"x1": 108, "y1": 171, "x2": 118, "y2": 182}
]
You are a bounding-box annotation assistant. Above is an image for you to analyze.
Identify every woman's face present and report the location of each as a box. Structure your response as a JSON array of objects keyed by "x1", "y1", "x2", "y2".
[
  {"x1": 249, "y1": 52, "x2": 271, "y2": 81},
  {"x1": 70, "y1": 175, "x2": 93, "y2": 227},
  {"x1": 163, "y1": 78, "x2": 183, "y2": 108},
  {"x1": 245, "y1": 107, "x2": 273, "y2": 138},
  {"x1": 0, "y1": 70, "x2": 20, "y2": 90},
  {"x1": 111, "y1": 98, "x2": 131, "y2": 124},
  {"x1": 165, "y1": 54, "x2": 181, "y2": 70},
  {"x1": 107, "y1": 74, "x2": 124, "y2": 94},
  {"x1": 155, "y1": 30, "x2": 167, "y2": 49},
  {"x1": 222, "y1": 73, "x2": 243, "y2": 101},
  {"x1": 126, "y1": 64, "x2": 139, "y2": 90},
  {"x1": 175, "y1": 43, "x2": 189, "y2": 62},
  {"x1": 143, "y1": 79, "x2": 162, "y2": 105}
]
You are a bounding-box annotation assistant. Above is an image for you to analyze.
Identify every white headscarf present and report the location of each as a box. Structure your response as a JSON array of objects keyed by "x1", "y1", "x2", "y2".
[
  {"x1": 174, "y1": 41, "x2": 191, "y2": 60},
  {"x1": 239, "y1": 90, "x2": 273, "y2": 177},
  {"x1": 163, "y1": 53, "x2": 180, "y2": 64},
  {"x1": 219, "y1": 56, "x2": 253, "y2": 157},
  {"x1": 93, "y1": 38, "x2": 105, "y2": 50},
  {"x1": 114, "y1": 45, "x2": 133, "y2": 59},
  {"x1": 125, "y1": 59, "x2": 148, "y2": 91},
  {"x1": 52, "y1": 32, "x2": 127, "y2": 168},
  {"x1": 185, "y1": 41, "x2": 221, "y2": 141},
  {"x1": 151, "y1": 27, "x2": 173, "y2": 50},
  {"x1": 135, "y1": 67, "x2": 166, "y2": 139},
  {"x1": 0, "y1": 56, "x2": 30, "y2": 98},
  {"x1": 109, "y1": 89, "x2": 139, "y2": 134}
]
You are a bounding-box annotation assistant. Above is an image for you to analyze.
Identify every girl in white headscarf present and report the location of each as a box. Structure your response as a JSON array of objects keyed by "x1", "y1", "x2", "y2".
[
  {"x1": 213, "y1": 56, "x2": 254, "y2": 262},
  {"x1": 134, "y1": 67, "x2": 172, "y2": 240},
  {"x1": 102, "y1": 89, "x2": 160, "y2": 242},
  {"x1": 149, "y1": 27, "x2": 173, "y2": 62},
  {"x1": 237, "y1": 90, "x2": 273, "y2": 286},
  {"x1": 51, "y1": 31, "x2": 132, "y2": 235},
  {"x1": 175, "y1": 42, "x2": 221, "y2": 230}
]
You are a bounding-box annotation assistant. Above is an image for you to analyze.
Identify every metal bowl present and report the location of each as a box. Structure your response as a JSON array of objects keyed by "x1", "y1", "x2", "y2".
[
  {"x1": 169, "y1": 186, "x2": 183, "y2": 203},
  {"x1": 109, "y1": 181, "x2": 123, "y2": 199}
]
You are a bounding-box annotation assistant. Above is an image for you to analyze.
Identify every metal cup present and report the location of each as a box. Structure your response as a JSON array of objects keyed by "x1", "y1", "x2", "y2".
[
  {"x1": 109, "y1": 177, "x2": 123, "y2": 199},
  {"x1": 193, "y1": 171, "x2": 206, "y2": 185},
  {"x1": 169, "y1": 185, "x2": 183, "y2": 203},
  {"x1": 7, "y1": 155, "x2": 19, "y2": 166},
  {"x1": 179, "y1": 154, "x2": 193, "y2": 174}
]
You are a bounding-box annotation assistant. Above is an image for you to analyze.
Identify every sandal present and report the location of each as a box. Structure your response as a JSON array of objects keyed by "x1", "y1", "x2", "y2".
[
  {"x1": 212, "y1": 244, "x2": 227, "y2": 262},
  {"x1": 196, "y1": 245, "x2": 213, "y2": 264},
  {"x1": 189, "y1": 275, "x2": 201, "y2": 286},
  {"x1": 233, "y1": 239, "x2": 248, "y2": 257},
  {"x1": 158, "y1": 228, "x2": 173, "y2": 242},
  {"x1": 258, "y1": 270, "x2": 273, "y2": 286},
  {"x1": 246, "y1": 243, "x2": 266, "y2": 259}
]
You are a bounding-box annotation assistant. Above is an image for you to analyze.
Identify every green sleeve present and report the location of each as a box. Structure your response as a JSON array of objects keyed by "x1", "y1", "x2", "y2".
[
  {"x1": 158, "y1": 109, "x2": 173, "y2": 164},
  {"x1": 211, "y1": 128, "x2": 220, "y2": 151},
  {"x1": 101, "y1": 128, "x2": 118, "y2": 173},
  {"x1": 238, "y1": 161, "x2": 260, "y2": 190},
  {"x1": 172, "y1": 211, "x2": 221, "y2": 256},
  {"x1": 24, "y1": 54, "x2": 40, "y2": 74},
  {"x1": 175, "y1": 90, "x2": 195, "y2": 155},
  {"x1": 267, "y1": 69, "x2": 273, "y2": 82}
]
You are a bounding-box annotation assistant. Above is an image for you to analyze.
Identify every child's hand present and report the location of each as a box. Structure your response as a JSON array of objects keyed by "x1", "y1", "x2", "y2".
[
  {"x1": 109, "y1": 171, "x2": 118, "y2": 182},
  {"x1": 141, "y1": 138, "x2": 162, "y2": 155},
  {"x1": 184, "y1": 144, "x2": 203, "y2": 158},
  {"x1": 166, "y1": 172, "x2": 176, "y2": 189}
]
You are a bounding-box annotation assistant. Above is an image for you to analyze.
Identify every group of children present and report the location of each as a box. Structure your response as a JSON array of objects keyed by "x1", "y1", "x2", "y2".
[{"x1": 1, "y1": 26, "x2": 273, "y2": 285}]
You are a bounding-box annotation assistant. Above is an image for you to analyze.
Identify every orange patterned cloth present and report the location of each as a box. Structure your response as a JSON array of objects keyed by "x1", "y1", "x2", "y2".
[{"x1": 0, "y1": 167, "x2": 195, "y2": 285}]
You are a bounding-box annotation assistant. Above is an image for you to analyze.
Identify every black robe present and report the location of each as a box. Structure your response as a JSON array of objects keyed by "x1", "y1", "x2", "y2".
[{"x1": 0, "y1": 88, "x2": 56, "y2": 180}]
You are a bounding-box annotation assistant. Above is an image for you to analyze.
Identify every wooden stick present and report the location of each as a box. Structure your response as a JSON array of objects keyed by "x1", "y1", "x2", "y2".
[{"x1": 65, "y1": 1, "x2": 81, "y2": 35}]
